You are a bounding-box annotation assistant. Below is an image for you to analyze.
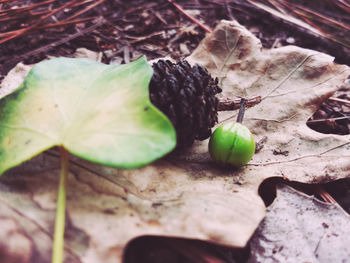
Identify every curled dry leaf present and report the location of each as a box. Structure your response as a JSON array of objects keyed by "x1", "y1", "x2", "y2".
[
  {"x1": 248, "y1": 184, "x2": 350, "y2": 263},
  {"x1": 0, "y1": 20, "x2": 350, "y2": 263}
]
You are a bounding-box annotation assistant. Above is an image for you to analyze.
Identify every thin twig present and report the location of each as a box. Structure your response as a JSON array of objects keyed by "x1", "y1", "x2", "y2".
[
  {"x1": 328, "y1": 96, "x2": 350, "y2": 106},
  {"x1": 336, "y1": 0, "x2": 350, "y2": 12},
  {"x1": 0, "y1": 0, "x2": 80, "y2": 44},
  {"x1": 38, "y1": 17, "x2": 97, "y2": 30},
  {"x1": 63, "y1": 0, "x2": 106, "y2": 22},
  {"x1": 0, "y1": 0, "x2": 56, "y2": 15},
  {"x1": 292, "y1": 3, "x2": 350, "y2": 31},
  {"x1": 246, "y1": 0, "x2": 350, "y2": 52},
  {"x1": 168, "y1": 0, "x2": 212, "y2": 33},
  {"x1": 1, "y1": 17, "x2": 106, "y2": 64},
  {"x1": 307, "y1": 116, "x2": 350, "y2": 123},
  {"x1": 266, "y1": 0, "x2": 286, "y2": 14},
  {"x1": 218, "y1": 96, "x2": 261, "y2": 111}
]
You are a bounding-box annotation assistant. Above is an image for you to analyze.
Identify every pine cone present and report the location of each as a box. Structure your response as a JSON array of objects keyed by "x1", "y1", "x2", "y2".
[{"x1": 149, "y1": 59, "x2": 222, "y2": 148}]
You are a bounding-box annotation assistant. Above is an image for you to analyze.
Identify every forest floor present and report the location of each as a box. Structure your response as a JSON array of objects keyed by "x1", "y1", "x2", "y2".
[{"x1": 0, "y1": 1, "x2": 349, "y2": 262}]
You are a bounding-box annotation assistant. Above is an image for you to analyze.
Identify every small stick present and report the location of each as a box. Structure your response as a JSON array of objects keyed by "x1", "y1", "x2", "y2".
[
  {"x1": 167, "y1": 0, "x2": 212, "y2": 33},
  {"x1": 63, "y1": 0, "x2": 106, "y2": 22},
  {"x1": 218, "y1": 96, "x2": 261, "y2": 111},
  {"x1": 236, "y1": 98, "x2": 247, "y2": 123},
  {"x1": 328, "y1": 97, "x2": 350, "y2": 106},
  {"x1": 307, "y1": 116, "x2": 350, "y2": 123},
  {"x1": 0, "y1": 0, "x2": 56, "y2": 15}
]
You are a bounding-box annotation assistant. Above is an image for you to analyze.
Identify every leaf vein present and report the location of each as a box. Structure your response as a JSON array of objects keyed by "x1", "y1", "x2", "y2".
[
  {"x1": 0, "y1": 124, "x2": 56, "y2": 142},
  {"x1": 263, "y1": 53, "x2": 318, "y2": 100}
]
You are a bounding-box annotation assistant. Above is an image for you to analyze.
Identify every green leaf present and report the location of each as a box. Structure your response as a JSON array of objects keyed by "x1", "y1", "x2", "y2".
[{"x1": 0, "y1": 56, "x2": 176, "y2": 174}]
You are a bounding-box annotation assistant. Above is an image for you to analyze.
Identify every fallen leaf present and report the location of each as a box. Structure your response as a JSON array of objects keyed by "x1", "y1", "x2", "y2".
[
  {"x1": 248, "y1": 184, "x2": 350, "y2": 263},
  {"x1": 72, "y1": 48, "x2": 103, "y2": 62},
  {"x1": 187, "y1": 20, "x2": 350, "y2": 184},
  {"x1": 0, "y1": 20, "x2": 350, "y2": 263},
  {"x1": 0, "y1": 62, "x2": 32, "y2": 98}
]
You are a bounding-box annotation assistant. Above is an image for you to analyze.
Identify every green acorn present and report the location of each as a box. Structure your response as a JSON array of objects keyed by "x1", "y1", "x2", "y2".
[
  {"x1": 209, "y1": 98, "x2": 256, "y2": 167},
  {"x1": 149, "y1": 59, "x2": 222, "y2": 148}
]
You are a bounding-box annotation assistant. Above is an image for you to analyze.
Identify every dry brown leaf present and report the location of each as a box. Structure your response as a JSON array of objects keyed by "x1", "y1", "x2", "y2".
[
  {"x1": 248, "y1": 184, "x2": 350, "y2": 263},
  {"x1": 0, "y1": 20, "x2": 350, "y2": 263},
  {"x1": 187, "y1": 20, "x2": 350, "y2": 184},
  {"x1": 0, "y1": 62, "x2": 32, "y2": 98}
]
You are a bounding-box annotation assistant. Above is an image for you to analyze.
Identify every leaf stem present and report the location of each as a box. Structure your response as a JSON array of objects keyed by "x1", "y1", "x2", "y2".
[
  {"x1": 236, "y1": 98, "x2": 247, "y2": 123},
  {"x1": 52, "y1": 146, "x2": 69, "y2": 263}
]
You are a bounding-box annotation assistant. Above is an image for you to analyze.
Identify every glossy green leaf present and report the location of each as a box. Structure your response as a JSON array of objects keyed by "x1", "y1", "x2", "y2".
[{"x1": 0, "y1": 57, "x2": 176, "y2": 174}]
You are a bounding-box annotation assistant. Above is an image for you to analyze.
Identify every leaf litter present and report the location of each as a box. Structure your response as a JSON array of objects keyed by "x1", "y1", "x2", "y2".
[{"x1": 0, "y1": 20, "x2": 350, "y2": 263}]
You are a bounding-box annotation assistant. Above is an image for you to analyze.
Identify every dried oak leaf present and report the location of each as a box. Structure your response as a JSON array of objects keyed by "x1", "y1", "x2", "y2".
[
  {"x1": 248, "y1": 184, "x2": 350, "y2": 263},
  {"x1": 0, "y1": 20, "x2": 350, "y2": 263},
  {"x1": 187, "y1": 20, "x2": 350, "y2": 184}
]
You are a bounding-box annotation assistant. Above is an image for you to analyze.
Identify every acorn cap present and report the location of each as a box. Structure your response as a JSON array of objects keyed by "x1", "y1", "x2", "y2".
[{"x1": 150, "y1": 59, "x2": 222, "y2": 148}]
